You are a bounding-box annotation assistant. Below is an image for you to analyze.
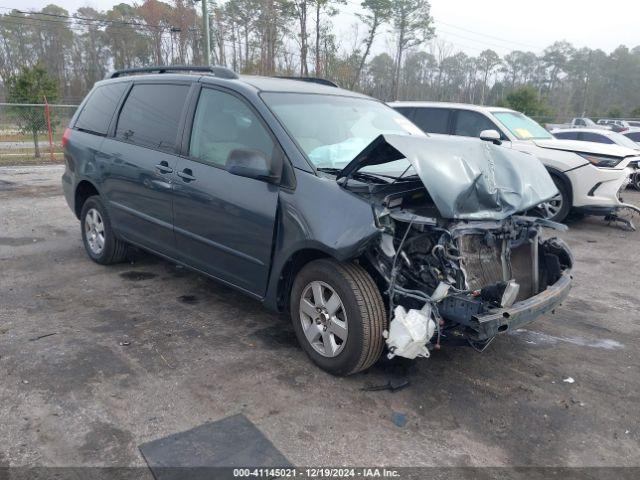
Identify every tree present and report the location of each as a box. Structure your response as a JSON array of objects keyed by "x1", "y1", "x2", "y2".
[
  {"x1": 542, "y1": 41, "x2": 574, "y2": 92},
  {"x1": 477, "y1": 49, "x2": 501, "y2": 105},
  {"x1": 350, "y1": 0, "x2": 391, "y2": 88},
  {"x1": 389, "y1": 0, "x2": 434, "y2": 100},
  {"x1": 607, "y1": 107, "x2": 623, "y2": 119},
  {"x1": 312, "y1": 0, "x2": 345, "y2": 77},
  {"x1": 364, "y1": 52, "x2": 394, "y2": 100},
  {"x1": 6, "y1": 65, "x2": 59, "y2": 158},
  {"x1": 504, "y1": 86, "x2": 548, "y2": 116}
]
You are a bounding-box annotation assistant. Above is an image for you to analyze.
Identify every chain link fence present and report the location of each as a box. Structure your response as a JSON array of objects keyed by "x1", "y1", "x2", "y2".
[{"x1": 0, "y1": 103, "x2": 78, "y2": 166}]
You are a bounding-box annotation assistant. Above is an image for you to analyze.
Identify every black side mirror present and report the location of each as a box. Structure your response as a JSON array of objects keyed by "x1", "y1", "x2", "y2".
[{"x1": 226, "y1": 148, "x2": 282, "y2": 184}]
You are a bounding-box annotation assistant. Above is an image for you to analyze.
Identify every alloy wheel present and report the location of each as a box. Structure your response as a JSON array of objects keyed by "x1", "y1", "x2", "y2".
[
  {"x1": 84, "y1": 208, "x2": 105, "y2": 255},
  {"x1": 536, "y1": 193, "x2": 563, "y2": 219},
  {"x1": 299, "y1": 281, "x2": 348, "y2": 358}
]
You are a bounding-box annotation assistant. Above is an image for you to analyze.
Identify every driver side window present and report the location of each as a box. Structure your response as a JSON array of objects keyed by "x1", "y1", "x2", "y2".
[
  {"x1": 189, "y1": 88, "x2": 274, "y2": 168},
  {"x1": 453, "y1": 110, "x2": 502, "y2": 139}
]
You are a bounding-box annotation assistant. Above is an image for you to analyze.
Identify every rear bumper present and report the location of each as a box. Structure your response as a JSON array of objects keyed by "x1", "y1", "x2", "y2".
[{"x1": 466, "y1": 271, "x2": 572, "y2": 341}]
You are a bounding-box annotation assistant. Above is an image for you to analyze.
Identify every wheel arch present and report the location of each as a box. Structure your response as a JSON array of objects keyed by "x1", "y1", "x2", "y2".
[
  {"x1": 273, "y1": 248, "x2": 334, "y2": 313},
  {"x1": 546, "y1": 167, "x2": 573, "y2": 207},
  {"x1": 74, "y1": 180, "x2": 100, "y2": 219}
]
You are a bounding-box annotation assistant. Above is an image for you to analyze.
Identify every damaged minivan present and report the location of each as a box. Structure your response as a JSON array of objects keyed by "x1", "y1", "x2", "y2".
[{"x1": 62, "y1": 66, "x2": 573, "y2": 375}]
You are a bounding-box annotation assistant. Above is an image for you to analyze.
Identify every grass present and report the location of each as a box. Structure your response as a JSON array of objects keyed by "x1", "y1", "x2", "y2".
[{"x1": 0, "y1": 153, "x2": 64, "y2": 166}]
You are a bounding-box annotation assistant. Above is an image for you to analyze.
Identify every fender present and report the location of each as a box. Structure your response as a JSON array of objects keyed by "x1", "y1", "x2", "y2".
[{"x1": 546, "y1": 166, "x2": 573, "y2": 206}]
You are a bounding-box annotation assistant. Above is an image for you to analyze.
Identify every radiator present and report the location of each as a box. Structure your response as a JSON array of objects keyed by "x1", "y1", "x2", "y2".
[{"x1": 457, "y1": 233, "x2": 538, "y2": 301}]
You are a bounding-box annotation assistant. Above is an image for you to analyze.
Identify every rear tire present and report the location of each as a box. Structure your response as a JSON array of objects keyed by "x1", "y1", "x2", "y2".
[
  {"x1": 290, "y1": 259, "x2": 386, "y2": 376},
  {"x1": 80, "y1": 196, "x2": 128, "y2": 265}
]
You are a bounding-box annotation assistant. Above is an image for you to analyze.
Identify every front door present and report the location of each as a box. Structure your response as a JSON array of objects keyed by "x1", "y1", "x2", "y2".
[
  {"x1": 172, "y1": 87, "x2": 280, "y2": 296},
  {"x1": 100, "y1": 82, "x2": 190, "y2": 257}
]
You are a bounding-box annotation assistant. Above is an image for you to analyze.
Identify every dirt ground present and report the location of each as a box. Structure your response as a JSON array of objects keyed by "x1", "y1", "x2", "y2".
[{"x1": 1, "y1": 165, "x2": 639, "y2": 473}]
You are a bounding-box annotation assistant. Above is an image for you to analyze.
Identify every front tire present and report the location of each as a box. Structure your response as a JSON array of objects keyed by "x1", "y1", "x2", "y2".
[
  {"x1": 533, "y1": 175, "x2": 571, "y2": 223},
  {"x1": 80, "y1": 196, "x2": 128, "y2": 265},
  {"x1": 632, "y1": 170, "x2": 640, "y2": 191},
  {"x1": 290, "y1": 259, "x2": 386, "y2": 376}
]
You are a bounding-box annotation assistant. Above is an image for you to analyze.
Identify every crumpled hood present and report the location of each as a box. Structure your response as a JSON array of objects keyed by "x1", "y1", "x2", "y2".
[
  {"x1": 338, "y1": 134, "x2": 558, "y2": 221},
  {"x1": 534, "y1": 138, "x2": 638, "y2": 157}
]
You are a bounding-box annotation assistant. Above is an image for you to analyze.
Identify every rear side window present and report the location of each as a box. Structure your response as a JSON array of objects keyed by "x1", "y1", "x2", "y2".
[
  {"x1": 116, "y1": 84, "x2": 190, "y2": 152},
  {"x1": 581, "y1": 132, "x2": 613, "y2": 144},
  {"x1": 554, "y1": 131, "x2": 579, "y2": 140},
  {"x1": 412, "y1": 108, "x2": 450, "y2": 134},
  {"x1": 75, "y1": 83, "x2": 128, "y2": 135}
]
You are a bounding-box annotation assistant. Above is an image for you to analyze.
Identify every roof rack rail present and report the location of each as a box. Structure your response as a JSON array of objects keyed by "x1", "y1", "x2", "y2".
[
  {"x1": 108, "y1": 65, "x2": 239, "y2": 79},
  {"x1": 276, "y1": 76, "x2": 339, "y2": 88}
]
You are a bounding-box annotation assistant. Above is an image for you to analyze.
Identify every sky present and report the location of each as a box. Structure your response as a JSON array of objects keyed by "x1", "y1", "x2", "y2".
[{"x1": 1, "y1": 0, "x2": 638, "y2": 56}]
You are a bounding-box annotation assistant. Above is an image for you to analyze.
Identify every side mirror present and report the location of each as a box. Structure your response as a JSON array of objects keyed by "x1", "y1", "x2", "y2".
[
  {"x1": 479, "y1": 129, "x2": 502, "y2": 145},
  {"x1": 226, "y1": 148, "x2": 282, "y2": 184}
]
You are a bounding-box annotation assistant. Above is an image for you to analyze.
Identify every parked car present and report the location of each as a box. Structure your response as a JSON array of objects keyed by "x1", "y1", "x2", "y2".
[
  {"x1": 552, "y1": 128, "x2": 640, "y2": 151},
  {"x1": 62, "y1": 66, "x2": 573, "y2": 375},
  {"x1": 390, "y1": 102, "x2": 640, "y2": 224},
  {"x1": 597, "y1": 119, "x2": 631, "y2": 132},
  {"x1": 546, "y1": 117, "x2": 610, "y2": 131},
  {"x1": 551, "y1": 128, "x2": 640, "y2": 190},
  {"x1": 622, "y1": 128, "x2": 640, "y2": 145}
]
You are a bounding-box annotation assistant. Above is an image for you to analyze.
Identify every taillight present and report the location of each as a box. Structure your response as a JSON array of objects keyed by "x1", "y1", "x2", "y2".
[{"x1": 62, "y1": 127, "x2": 71, "y2": 148}]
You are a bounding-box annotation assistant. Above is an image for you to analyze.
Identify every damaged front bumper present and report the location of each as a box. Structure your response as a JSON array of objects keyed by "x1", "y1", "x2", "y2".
[{"x1": 465, "y1": 271, "x2": 572, "y2": 342}]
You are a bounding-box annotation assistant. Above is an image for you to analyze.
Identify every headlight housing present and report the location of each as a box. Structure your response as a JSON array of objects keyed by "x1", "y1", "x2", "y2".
[{"x1": 577, "y1": 153, "x2": 623, "y2": 168}]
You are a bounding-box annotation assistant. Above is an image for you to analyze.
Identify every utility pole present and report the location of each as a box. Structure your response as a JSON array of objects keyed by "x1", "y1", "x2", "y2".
[{"x1": 201, "y1": 0, "x2": 211, "y2": 66}]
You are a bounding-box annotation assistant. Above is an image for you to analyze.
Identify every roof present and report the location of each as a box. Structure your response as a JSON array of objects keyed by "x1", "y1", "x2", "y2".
[
  {"x1": 237, "y1": 75, "x2": 367, "y2": 97},
  {"x1": 97, "y1": 70, "x2": 368, "y2": 99},
  {"x1": 388, "y1": 101, "x2": 515, "y2": 113}
]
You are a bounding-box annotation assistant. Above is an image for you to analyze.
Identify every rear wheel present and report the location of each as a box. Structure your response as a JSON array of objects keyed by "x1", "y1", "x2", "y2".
[
  {"x1": 80, "y1": 196, "x2": 129, "y2": 265},
  {"x1": 290, "y1": 259, "x2": 386, "y2": 376}
]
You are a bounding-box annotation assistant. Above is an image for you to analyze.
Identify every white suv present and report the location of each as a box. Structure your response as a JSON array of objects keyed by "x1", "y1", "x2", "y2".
[{"x1": 390, "y1": 102, "x2": 639, "y2": 224}]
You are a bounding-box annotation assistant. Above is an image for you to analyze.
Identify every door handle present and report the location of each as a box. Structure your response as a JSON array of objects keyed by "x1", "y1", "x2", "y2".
[
  {"x1": 155, "y1": 161, "x2": 173, "y2": 174},
  {"x1": 177, "y1": 168, "x2": 196, "y2": 182}
]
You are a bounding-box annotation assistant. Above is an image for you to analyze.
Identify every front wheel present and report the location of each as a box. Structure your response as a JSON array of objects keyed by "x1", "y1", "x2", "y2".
[
  {"x1": 532, "y1": 175, "x2": 571, "y2": 223},
  {"x1": 631, "y1": 170, "x2": 640, "y2": 191},
  {"x1": 290, "y1": 259, "x2": 386, "y2": 376}
]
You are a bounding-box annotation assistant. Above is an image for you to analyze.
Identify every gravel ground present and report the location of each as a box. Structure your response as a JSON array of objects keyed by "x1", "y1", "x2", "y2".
[{"x1": 1, "y1": 165, "x2": 639, "y2": 473}]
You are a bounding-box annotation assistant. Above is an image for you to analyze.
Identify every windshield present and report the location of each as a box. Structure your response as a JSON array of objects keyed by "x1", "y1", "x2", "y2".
[
  {"x1": 261, "y1": 93, "x2": 424, "y2": 170},
  {"x1": 492, "y1": 111, "x2": 554, "y2": 140}
]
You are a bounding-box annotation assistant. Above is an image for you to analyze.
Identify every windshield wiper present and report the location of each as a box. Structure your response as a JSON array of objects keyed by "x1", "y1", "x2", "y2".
[{"x1": 317, "y1": 167, "x2": 414, "y2": 183}]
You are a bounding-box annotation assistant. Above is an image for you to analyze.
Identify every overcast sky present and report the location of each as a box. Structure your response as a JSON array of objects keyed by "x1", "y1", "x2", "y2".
[{"x1": 1, "y1": 0, "x2": 638, "y2": 56}]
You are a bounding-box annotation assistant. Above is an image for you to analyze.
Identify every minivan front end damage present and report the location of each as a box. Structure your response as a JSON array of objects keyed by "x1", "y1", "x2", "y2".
[
  {"x1": 341, "y1": 134, "x2": 574, "y2": 359},
  {"x1": 366, "y1": 213, "x2": 572, "y2": 358}
]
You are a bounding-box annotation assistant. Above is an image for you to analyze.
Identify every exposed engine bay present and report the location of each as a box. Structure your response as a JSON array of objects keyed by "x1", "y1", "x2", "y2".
[{"x1": 355, "y1": 180, "x2": 573, "y2": 359}]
